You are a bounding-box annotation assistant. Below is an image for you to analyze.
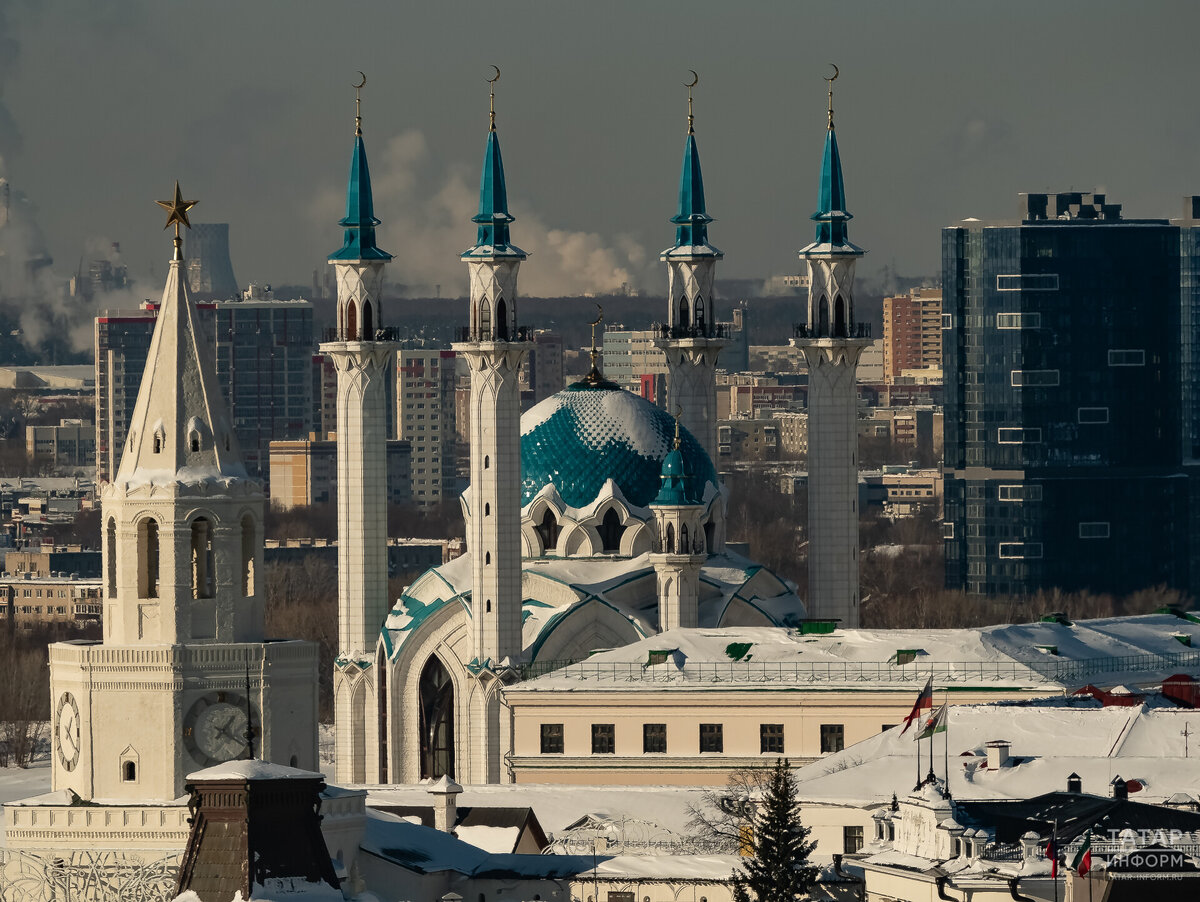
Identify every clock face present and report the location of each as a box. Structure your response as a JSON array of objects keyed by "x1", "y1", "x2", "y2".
[
  {"x1": 183, "y1": 692, "x2": 254, "y2": 767},
  {"x1": 55, "y1": 692, "x2": 80, "y2": 772}
]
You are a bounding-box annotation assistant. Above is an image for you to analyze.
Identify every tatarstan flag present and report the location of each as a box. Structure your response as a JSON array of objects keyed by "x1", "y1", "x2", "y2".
[
  {"x1": 1071, "y1": 830, "x2": 1092, "y2": 877},
  {"x1": 900, "y1": 676, "x2": 934, "y2": 735},
  {"x1": 915, "y1": 703, "x2": 947, "y2": 740}
]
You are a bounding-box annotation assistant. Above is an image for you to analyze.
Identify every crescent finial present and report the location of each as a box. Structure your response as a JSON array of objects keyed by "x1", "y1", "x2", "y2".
[
  {"x1": 826, "y1": 63, "x2": 839, "y2": 83},
  {"x1": 685, "y1": 70, "x2": 699, "y2": 88},
  {"x1": 353, "y1": 71, "x2": 367, "y2": 89},
  {"x1": 488, "y1": 65, "x2": 501, "y2": 84},
  {"x1": 825, "y1": 64, "x2": 839, "y2": 129}
]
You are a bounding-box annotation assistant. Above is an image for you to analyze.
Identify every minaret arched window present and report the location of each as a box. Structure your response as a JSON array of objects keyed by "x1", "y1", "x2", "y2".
[
  {"x1": 106, "y1": 517, "x2": 117, "y2": 596},
  {"x1": 241, "y1": 514, "x2": 255, "y2": 596},
  {"x1": 834, "y1": 295, "x2": 847, "y2": 338},
  {"x1": 665, "y1": 522, "x2": 676, "y2": 554},
  {"x1": 418, "y1": 656, "x2": 455, "y2": 779},
  {"x1": 190, "y1": 517, "x2": 215, "y2": 599},
  {"x1": 817, "y1": 297, "x2": 830, "y2": 337},
  {"x1": 138, "y1": 518, "x2": 159, "y2": 599},
  {"x1": 495, "y1": 298, "x2": 508, "y2": 340},
  {"x1": 678, "y1": 296, "x2": 690, "y2": 329},
  {"x1": 362, "y1": 299, "x2": 373, "y2": 340},
  {"x1": 694, "y1": 296, "x2": 706, "y2": 335},
  {"x1": 536, "y1": 509, "x2": 559, "y2": 553},
  {"x1": 704, "y1": 519, "x2": 715, "y2": 553},
  {"x1": 680, "y1": 523, "x2": 690, "y2": 553},
  {"x1": 478, "y1": 299, "x2": 492, "y2": 340},
  {"x1": 599, "y1": 508, "x2": 624, "y2": 553},
  {"x1": 345, "y1": 301, "x2": 357, "y2": 341}
]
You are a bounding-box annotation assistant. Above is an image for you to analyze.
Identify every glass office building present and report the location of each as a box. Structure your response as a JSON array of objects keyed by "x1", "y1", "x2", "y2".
[{"x1": 942, "y1": 192, "x2": 1197, "y2": 596}]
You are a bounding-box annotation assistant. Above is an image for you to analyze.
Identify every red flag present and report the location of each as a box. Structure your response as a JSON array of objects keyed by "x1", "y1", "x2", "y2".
[
  {"x1": 900, "y1": 676, "x2": 934, "y2": 735},
  {"x1": 1045, "y1": 836, "x2": 1058, "y2": 879}
]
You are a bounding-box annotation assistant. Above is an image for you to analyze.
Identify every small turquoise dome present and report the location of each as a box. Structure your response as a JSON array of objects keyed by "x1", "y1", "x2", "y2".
[
  {"x1": 521, "y1": 380, "x2": 717, "y2": 509},
  {"x1": 653, "y1": 446, "x2": 693, "y2": 506}
]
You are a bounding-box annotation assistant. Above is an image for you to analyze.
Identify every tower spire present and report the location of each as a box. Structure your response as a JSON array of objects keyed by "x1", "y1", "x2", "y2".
[
  {"x1": 669, "y1": 73, "x2": 717, "y2": 251},
  {"x1": 330, "y1": 73, "x2": 391, "y2": 263},
  {"x1": 464, "y1": 67, "x2": 524, "y2": 258},
  {"x1": 804, "y1": 64, "x2": 862, "y2": 253}
]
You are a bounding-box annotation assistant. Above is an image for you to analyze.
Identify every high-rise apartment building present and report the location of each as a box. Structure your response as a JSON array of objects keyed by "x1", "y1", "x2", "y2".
[
  {"x1": 526, "y1": 330, "x2": 565, "y2": 404},
  {"x1": 95, "y1": 285, "x2": 313, "y2": 485},
  {"x1": 602, "y1": 327, "x2": 669, "y2": 395},
  {"x1": 882, "y1": 287, "x2": 942, "y2": 382},
  {"x1": 943, "y1": 191, "x2": 1198, "y2": 596},
  {"x1": 396, "y1": 348, "x2": 457, "y2": 507}
]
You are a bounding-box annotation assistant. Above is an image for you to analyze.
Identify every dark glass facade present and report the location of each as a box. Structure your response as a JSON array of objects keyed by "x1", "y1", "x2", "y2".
[{"x1": 943, "y1": 194, "x2": 1195, "y2": 596}]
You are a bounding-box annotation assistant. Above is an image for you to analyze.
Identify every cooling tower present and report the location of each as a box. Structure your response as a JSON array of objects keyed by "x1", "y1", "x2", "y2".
[{"x1": 185, "y1": 222, "x2": 240, "y2": 299}]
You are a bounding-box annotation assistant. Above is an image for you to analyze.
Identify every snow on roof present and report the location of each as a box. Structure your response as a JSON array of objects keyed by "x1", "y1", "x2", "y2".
[
  {"x1": 186, "y1": 760, "x2": 324, "y2": 782},
  {"x1": 513, "y1": 613, "x2": 1200, "y2": 691},
  {"x1": 791, "y1": 700, "x2": 1200, "y2": 808}
]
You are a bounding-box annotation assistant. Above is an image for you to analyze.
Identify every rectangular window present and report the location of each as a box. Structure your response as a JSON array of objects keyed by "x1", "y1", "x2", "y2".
[
  {"x1": 1077, "y1": 407, "x2": 1109, "y2": 424},
  {"x1": 1010, "y1": 369, "x2": 1059, "y2": 387},
  {"x1": 996, "y1": 312, "x2": 1043, "y2": 329},
  {"x1": 997, "y1": 427, "x2": 1041, "y2": 444},
  {"x1": 591, "y1": 723, "x2": 615, "y2": 754},
  {"x1": 1108, "y1": 349, "x2": 1145, "y2": 366},
  {"x1": 540, "y1": 723, "x2": 564, "y2": 754},
  {"x1": 760, "y1": 723, "x2": 785, "y2": 754},
  {"x1": 998, "y1": 484, "x2": 1043, "y2": 502},
  {"x1": 643, "y1": 723, "x2": 667, "y2": 754},
  {"x1": 820, "y1": 723, "x2": 845, "y2": 754},
  {"x1": 700, "y1": 723, "x2": 724, "y2": 753},
  {"x1": 843, "y1": 825, "x2": 864, "y2": 854},
  {"x1": 996, "y1": 274, "x2": 1059, "y2": 291},
  {"x1": 999, "y1": 542, "x2": 1043, "y2": 559},
  {"x1": 941, "y1": 313, "x2": 954, "y2": 330},
  {"x1": 1079, "y1": 522, "x2": 1111, "y2": 539}
]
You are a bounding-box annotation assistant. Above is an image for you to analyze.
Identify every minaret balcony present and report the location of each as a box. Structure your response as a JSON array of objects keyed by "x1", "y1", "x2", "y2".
[
  {"x1": 652, "y1": 322, "x2": 733, "y2": 341},
  {"x1": 793, "y1": 321, "x2": 872, "y2": 340},
  {"x1": 454, "y1": 324, "x2": 532, "y2": 343},
  {"x1": 320, "y1": 326, "x2": 399, "y2": 343}
]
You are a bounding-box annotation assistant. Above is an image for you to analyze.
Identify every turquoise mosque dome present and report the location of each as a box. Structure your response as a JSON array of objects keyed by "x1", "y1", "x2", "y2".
[{"x1": 520, "y1": 378, "x2": 718, "y2": 510}]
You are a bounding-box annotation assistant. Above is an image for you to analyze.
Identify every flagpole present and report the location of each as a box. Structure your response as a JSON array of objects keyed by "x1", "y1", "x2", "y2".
[
  {"x1": 943, "y1": 688, "x2": 949, "y2": 792},
  {"x1": 1052, "y1": 817, "x2": 1059, "y2": 902}
]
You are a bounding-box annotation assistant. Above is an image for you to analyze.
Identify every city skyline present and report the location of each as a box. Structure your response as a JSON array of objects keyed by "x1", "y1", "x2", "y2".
[{"x1": 0, "y1": 1, "x2": 1197, "y2": 304}]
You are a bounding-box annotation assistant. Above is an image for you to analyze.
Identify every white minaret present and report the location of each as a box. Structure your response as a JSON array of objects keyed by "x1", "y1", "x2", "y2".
[
  {"x1": 792, "y1": 72, "x2": 871, "y2": 628},
  {"x1": 321, "y1": 87, "x2": 398, "y2": 784},
  {"x1": 48, "y1": 186, "x2": 318, "y2": 804},
  {"x1": 649, "y1": 418, "x2": 707, "y2": 632},
  {"x1": 655, "y1": 79, "x2": 727, "y2": 463},
  {"x1": 452, "y1": 79, "x2": 531, "y2": 783}
]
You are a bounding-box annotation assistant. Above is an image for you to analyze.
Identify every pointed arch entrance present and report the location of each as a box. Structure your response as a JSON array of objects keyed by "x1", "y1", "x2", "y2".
[{"x1": 418, "y1": 656, "x2": 455, "y2": 779}]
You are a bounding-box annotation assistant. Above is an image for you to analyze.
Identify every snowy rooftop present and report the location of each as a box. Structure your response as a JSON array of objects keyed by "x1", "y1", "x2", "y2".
[
  {"x1": 511, "y1": 613, "x2": 1200, "y2": 691},
  {"x1": 186, "y1": 760, "x2": 325, "y2": 782},
  {"x1": 791, "y1": 698, "x2": 1200, "y2": 808}
]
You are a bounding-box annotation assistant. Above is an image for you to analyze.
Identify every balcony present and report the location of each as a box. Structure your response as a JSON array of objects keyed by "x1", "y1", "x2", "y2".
[
  {"x1": 454, "y1": 325, "x2": 532, "y2": 343},
  {"x1": 651, "y1": 322, "x2": 733, "y2": 340},
  {"x1": 793, "y1": 322, "x2": 872, "y2": 340},
  {"x1": 319, "y1": 326, "x2": 399, "y2": 343}
]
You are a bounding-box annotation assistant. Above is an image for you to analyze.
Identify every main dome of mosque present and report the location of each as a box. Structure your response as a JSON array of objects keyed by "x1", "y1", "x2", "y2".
[{"x1": 520, "y1": 378, "x2": 718, "y2": 510}]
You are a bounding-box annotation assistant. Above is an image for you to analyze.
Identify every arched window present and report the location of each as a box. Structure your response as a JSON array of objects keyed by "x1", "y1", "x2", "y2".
[
  {"x1": 478, "y1": 299, "x2": 492, "y2": 340},
  {"x1": 419, "y1": 657, "x2": 455, "y2": 779},
  {"x1": 189, "y1": 432, "x2": 200, "y2": 452},
  {"x1": 362, "y1": 299, "x2": 374, "y2": 339},
  {"x1": 665, "y1": 522, "x2": 675, "y2": 554},
  {"x1": 678, "y1": 296, "x2": 690, "y2": 329},
  {"x1": 496, "y1": 297, "x2": 508, "y2": 340},
  {"x1": 345, "y1": 301, "x2": 357, "y2": 341},
  {"x1": 599, "y1": 508, "x2": 624, "y2": 553},
  {"x1": 484, "y1": 503, "x2": 490, "y2": 516},
  {"x1": 241, "y1": 514, "x2": 255, "y2": 597},
  {"x1": 704, "y1": 519, "x2": 715, "y2": 553},
  {"x1": 485, "y1": 551, "x2": 491, "y2": 565},
  {"x1": 695, "y1": 296, "x2": 706, "y2": 333},
  {"x1": 535, "y1": 509, "x2": 559, "y2": 552},
  {"x1": 834, "y1": 295, "x2": 847, "y2": 338},
  {"x1": 191, "y1": 518, "x2": 215, "y2": 599},
  {"x1": 138, "y1": 519, "x2": 159, "y2": 599},
  {"x1": 680, "y1": 523, "x2": 690, "y2": 553},
  {"x1": 123, "y1": 760, "x2": 137, "y2": 782},
  {"x1": 484, "y1": 455, "x2": 490, "y2": 469},
  {"x1": 377, "y1": 646, "x2": 388, "y2": 783},
  {"x1": 106, "y1": 517, "x2": 117, "y2": 597},
  {"x1": 817, "y1": 296, "x2": 830, "y2": 337},
  {"x1": 153, "y1": 433, "x2": 162, "y2": 454}
]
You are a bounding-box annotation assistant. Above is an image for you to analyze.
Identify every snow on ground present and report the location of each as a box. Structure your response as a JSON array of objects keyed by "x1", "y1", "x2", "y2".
[{"x1": 0, "y1": 761, "x2": 52, "y2": 848}]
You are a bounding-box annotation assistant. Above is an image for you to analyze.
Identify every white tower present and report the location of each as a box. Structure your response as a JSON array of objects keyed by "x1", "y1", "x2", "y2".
[
  {"x1": 793, "y1": 73, "x2": 871, "y2": 628},
  {"x1": 321, "y1": 90, "x2": 399, "y2": 784},
  {"x1": 451, "y1": 81, "x2": 531, "y2": 783},
  {"x1": 649, "y1": 419, "x2": 708, "y2": 632},
  {"x1": 655, "y1": 81, "x2": 727, "y2": 463},
  {"x1": 48, "y1": 186, "x2": 318, "y2": 804}
]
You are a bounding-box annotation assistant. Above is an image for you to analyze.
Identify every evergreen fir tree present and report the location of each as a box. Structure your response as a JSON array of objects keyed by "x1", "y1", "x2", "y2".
[{"x1": 731, "y1": 758, "x2": 819, "y2": 902}]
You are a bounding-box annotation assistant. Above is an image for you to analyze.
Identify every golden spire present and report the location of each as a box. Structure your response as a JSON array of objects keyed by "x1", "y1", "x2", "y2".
[
  {"x1": 825, "y1": 63, "x2": 839, "y2": 130},
  {"x1": 672, "y1": 406, "x2": 683, "y2": 450},
  {"x1": 686, "y1": 70, "x2": 698, "y2": 135},
  {"x1": 353, "y1": 71, "x2": 366, "y2": 136},
  {"x1": 487, "y1": 65, "x2": 501, "y2": 132},
  {"x1": 155, "y1": 181, "x2": 197, "y2": 259},
  {"x1": 585, "y1": 304, "x2": 605, "y2": 384}
]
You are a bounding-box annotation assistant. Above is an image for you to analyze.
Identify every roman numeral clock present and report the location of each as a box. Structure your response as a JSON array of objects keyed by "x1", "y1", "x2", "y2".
[
  {"x1": 55, "y1": 691, "x2": 81, "y2": 772},
  {"x1": 182, "y1": 691, "x2": 256, "y2": 767}
]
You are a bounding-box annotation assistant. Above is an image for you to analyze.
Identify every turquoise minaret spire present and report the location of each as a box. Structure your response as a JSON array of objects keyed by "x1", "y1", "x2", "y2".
[
  {"x1": 463, "y1": 76, "x2": 525, "y2": 260},
  {"x1": 665, "y1": 77, "x2": 720, "y2": 256},
  {"x1": 329, "y1": 85, "x2": 392, "y2": 263},
  {"x1": 802, "y1": 70, "x2": 863, "y2": 256}
]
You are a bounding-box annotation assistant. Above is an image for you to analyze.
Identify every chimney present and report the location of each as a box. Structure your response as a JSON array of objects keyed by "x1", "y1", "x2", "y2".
[
  {"x1": 428, "y1": 774, "x2": 463, "y2": 832},
  {"x1": 1066, "y1": 773, "x2": 1083, "y2": 793},
  {"x1": 1111, "y1": 776, "x2": 1129, "y2": 800},
  {"x1": 985, "y1": 740, "x2": 1011, "y2": 769}
]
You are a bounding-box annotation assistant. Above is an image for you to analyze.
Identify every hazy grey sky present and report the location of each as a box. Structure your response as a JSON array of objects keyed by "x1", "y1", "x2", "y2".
[{"x1": 3, "y1": 0, "x2": 1199, "y2": 297}]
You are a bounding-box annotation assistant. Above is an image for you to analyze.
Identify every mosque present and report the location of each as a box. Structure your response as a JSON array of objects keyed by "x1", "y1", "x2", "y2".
[{"x1": 326, "y1": 72, "x2": 869, "y2": 785}]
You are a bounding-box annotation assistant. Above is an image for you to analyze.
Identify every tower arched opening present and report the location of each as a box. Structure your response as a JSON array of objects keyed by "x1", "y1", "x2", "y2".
[
  {"x1": 418, "y1": 656, "x2": 455, "y2": 779},
  {"x1": 834, "y1": 295, "x2": 847, "y2": 338},
  {"x1": 240, "y1": 514, "x2": 255, "y2": 596},
  {"x1": 665, "y1": 522, "x2": 676, "y2": 554},
  {"x1": 680, "y1": 523, "x2": 690, "y2": 553},
  {"x1": 536, "y1": 509, "x2": 559, "y2": 553},
  {"x1": 818, "y1": 296, "x2": 830, "y2": 337},
  {"x1": 346, "y1": 301, "x2": 357, "y2": 341},
  {"x1": 362, "y1": 299, "x2": 374, "y2": 339},
  {"x1": 599, "y1": 508, "x2": 624, "y2": 553},
  {"x1": 138, "y1": 518, "x2": 160, "y2": 599},
  {"x1": 190, "y1": 517, "x2": 215, "y2": 600},
  {"x1": 678, "y1": 296, "x2": 690, "y2": 329},
  {"x1": 106, "y1": 517, "x2": 117, "y2": 596},
  {"x1": 496, "y1": 297, "x2": 508, "y2": 340},
  {"x1": 479, "y1": 299, "x2": 492, "y2": 340}
]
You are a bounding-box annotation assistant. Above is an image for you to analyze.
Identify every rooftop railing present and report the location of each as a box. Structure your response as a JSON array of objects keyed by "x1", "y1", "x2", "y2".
[
  {"x1": 319, "y1": 326, "x2": 399, "y2": 343},
  {"x1": 453, "y1": 325, "x2": 532, "y2": 343},
  {"x1": 793, "y1": 322, "x2": 872, "y2": 340},
  {"x1": 651, "y1": 322, "x2": 734, "y2": 340}
]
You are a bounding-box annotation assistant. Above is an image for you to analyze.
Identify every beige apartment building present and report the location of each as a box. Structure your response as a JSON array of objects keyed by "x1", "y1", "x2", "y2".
[
  {"x1": 268, "y1": 433, "x2": 412, "y2": 509},
  {"x1": 26, "y1": 420, "x2": 96, "y2": 472}
]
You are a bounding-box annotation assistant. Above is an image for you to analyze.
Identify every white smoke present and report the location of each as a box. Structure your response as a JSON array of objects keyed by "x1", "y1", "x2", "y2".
[{"x1": 310, "y1": 129, "x2": 649, "y2": 298}]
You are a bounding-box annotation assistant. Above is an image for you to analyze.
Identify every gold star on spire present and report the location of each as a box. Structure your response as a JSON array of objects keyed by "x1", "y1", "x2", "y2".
[{"x1": 156, "y1": 181, "x2": 197, "y2": 258}]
